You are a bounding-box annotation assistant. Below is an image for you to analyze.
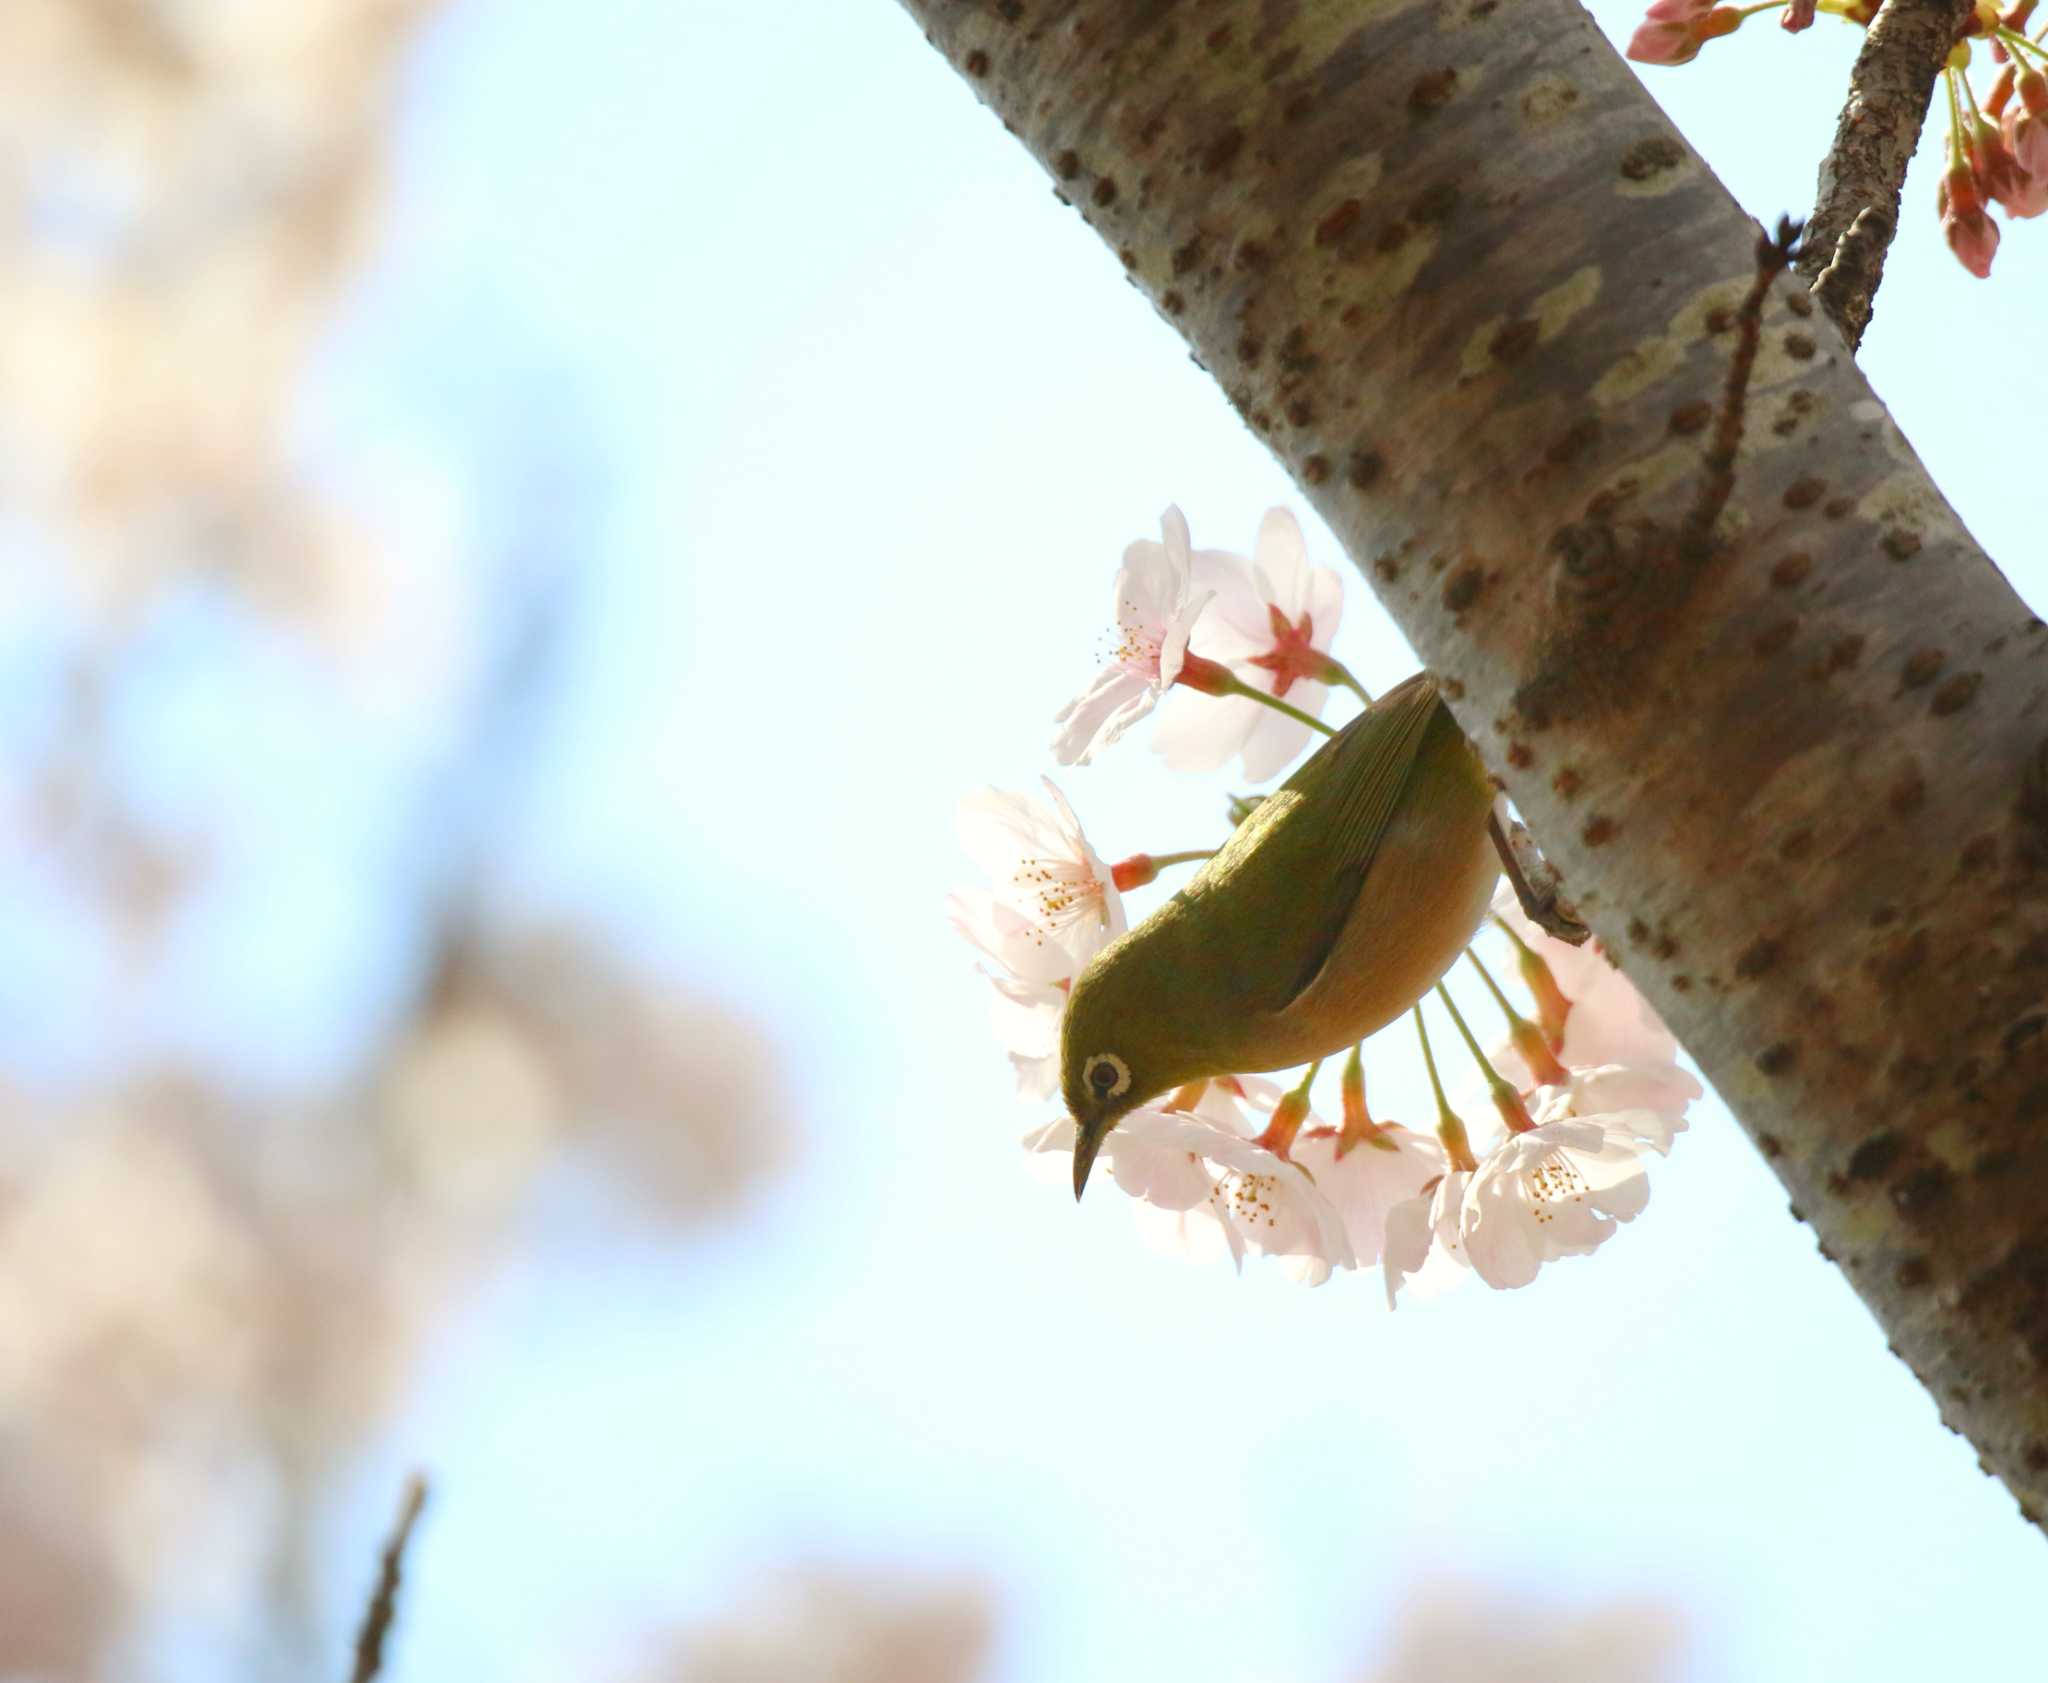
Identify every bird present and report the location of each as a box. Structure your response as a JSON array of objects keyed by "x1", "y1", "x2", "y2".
[{"x1": 1061, "y1": 671, "x2": 1500, "y2": 1198}]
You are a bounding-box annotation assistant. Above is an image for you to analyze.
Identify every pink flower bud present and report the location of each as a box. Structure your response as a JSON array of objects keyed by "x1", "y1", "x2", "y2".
[
  {"x1": 1968, "y1": 115, "x2": 2032, "y2": 214},
  {"x1": 1782, "y1": 0, "x2": 1818, "y2": 32},
  {"x1": 1941, "y1": 163, "x2": 2001, "y2": 277},
  {"x1": 1627, "y1": 0, "x2": 1738, "y2": 62},
  {"x1": 1627, "y1": 17, "x2": 1703, "y2": 61}
]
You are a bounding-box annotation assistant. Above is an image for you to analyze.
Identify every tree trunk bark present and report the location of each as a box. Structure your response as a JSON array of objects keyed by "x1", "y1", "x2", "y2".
[{"x1": 896, "y1": 0, "x2": 2048, "y2": 1533}]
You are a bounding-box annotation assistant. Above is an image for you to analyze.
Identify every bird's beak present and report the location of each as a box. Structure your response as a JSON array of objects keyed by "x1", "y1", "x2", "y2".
[{"x1": 1073, "y1": 1118, "x2": 1110, "y2": 1202}]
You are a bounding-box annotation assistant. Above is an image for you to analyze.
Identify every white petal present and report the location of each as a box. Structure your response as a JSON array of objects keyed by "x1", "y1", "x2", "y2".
[
  {"x1": 1294, "y1": 1127, "x2": 1443, "y2": 1265},
  {"x1": 1150, "y1": 688, "x2": 1256, "y2": 774},
  {"x1": 1120, "y1": 511, "x2": 1193, "y2": 628},
  {"x1": 1585, "y1": 1152, "x2": 1651, "y2": 1221},
  {"x1": 955, "y1": 785, "x2": 1060, "y2": 868},
  {"x1": 1306, "y1": 567, "x2": 1345, "y2": 649},
  {"x1": 1251, "y1": 507, "x2": 1311, "y2": 610},
  {"x1": 1111, "y1": 1140, "x2": 1216, "y2": 1210},
  {"x1": 1158, "y1": 504, "x2": 1193, "y2": 572},
  {"x1": 1022, "y1": 1117, "x2": 1077, "y2": 1154},
  {"x1": 1009, "y1": 1049, "x2": 1059, "y2": 1100},
  {"x1": 1566, "y1": 1065, "x2": 1700, "y2": 1136},
  {"x1": 1562, "y1": 963, "x2": 1682, "y2": 1070},
  {"x1": 1157, "y1": 587, "x2": 1211, "y2": 688},
  {"x1": 1459, "y1": 1170, "x2": 1548, "y2": 1289},
  {"x1": 985, "y1": 975, "x2": 1061, "y2": 1060},
  {"x1": 1237, "y1": 687, "x2": 1321, "y2": 783},
  {"x1": 1185, "y1": 549, "x2": 1272, "y2": 649},
  {"x1": 1180, "y1": 1079, "x2": 1258, "y2": 1135},
  {"x1": 945, "y1": 890, "x2": 1074, "y2": 987},
  {"x1": 1037, "y1": 776, "x2": 1128, "y2": 940},
  {"x1": 1131, "y1": 1199, "x2": 1240, "y2": 1269},
  {"x1": 1051, "y1": 665, "x2": 1150, "y2": 765},
  {"x1": 1381, "y1": 1194, "x2": 1435, "y2": 1307}
]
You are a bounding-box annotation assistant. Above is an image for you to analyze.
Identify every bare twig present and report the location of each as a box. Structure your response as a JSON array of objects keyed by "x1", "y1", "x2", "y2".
[
  {"x1": 1683, "y1": 216, "x2": 1803, "y2": 559},
  {"x1": 1797, "y1": 0, "x2": 1971, "y2": 348},
  {"x1": 348, "y1": 1473, "x2": 429, "y2": 1683}
]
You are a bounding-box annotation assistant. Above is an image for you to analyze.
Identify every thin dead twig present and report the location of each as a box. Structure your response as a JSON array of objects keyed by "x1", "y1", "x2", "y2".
[{"x1": 348, "y1": 1473, "x2": 430, "y2": 1683}]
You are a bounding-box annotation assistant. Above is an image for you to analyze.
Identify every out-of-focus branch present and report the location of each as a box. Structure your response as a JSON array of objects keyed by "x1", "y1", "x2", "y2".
[
  {"x1": 348, "y1": 1473, "x2": 429, "y2": 1683},
  {"x1": 1798, "y1": 0, "x2": 1971, "y2": 347}
]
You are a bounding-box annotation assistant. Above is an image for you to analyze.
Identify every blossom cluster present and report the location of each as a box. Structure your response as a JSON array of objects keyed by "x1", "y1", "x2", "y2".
[
  {"x1": 1624, "y1": 0, "x2": 2048, "y2": 278},
  {"x1": 949, "y1": 507, "x2": 1702, "y2": 1302}
]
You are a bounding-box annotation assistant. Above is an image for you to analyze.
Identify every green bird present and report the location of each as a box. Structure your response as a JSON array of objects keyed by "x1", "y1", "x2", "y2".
[{"x1": 1061, "y1": 672, "x2": 1500, "y2": 1198}]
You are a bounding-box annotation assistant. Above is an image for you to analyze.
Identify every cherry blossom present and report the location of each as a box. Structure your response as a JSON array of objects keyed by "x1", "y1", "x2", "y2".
[
  {"x1": 1455, "y1": 1110, "x2": 1668, "y2": 1289},
  {"x1": 948, "y1": 780, "x2": 1125, "y2": 1098},
  {"x1": 1229, "y1": 1072, "x2": 1446, "y2": 1268},
  {"x1": 1024, "y1": 1097, "x2": 1355, "y2": 1284},
  {"x1": 1151, "y1": 507, "x2": 1346, "y2": 782},
  {"x1": 955, "y1": 779, "x2": 1126, "y2": 974},
  {"x1": 1051, "y1": 507, "x2": 1212, "y2": 766}
]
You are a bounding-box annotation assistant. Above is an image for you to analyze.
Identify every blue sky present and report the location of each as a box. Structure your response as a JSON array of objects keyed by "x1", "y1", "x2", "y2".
[{"x1": 77, "y1": 2, "x2": 2048, "y2": 1679}]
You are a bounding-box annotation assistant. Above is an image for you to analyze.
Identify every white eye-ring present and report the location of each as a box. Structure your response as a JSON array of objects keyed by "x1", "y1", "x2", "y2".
[{"x1": 1083, "y1": 1052, "x2": 1132, "y2": 1101}]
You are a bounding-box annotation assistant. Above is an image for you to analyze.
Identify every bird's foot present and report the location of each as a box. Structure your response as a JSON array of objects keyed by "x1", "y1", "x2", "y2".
[{"x1": 1489, "y1": 812, "x2": 1590, "y2": 945}]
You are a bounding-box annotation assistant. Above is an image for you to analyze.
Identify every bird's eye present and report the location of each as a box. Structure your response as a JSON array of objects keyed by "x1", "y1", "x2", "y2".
[{"x1": 1084, "y1": 1053, "x2": 1131, "y2": 1100}]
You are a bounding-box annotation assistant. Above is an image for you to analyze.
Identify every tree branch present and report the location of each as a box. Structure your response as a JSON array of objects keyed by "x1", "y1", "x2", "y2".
[
  {"x1": 1798, "y1": 0, "x2": 1971, "y2": 347},
  {"x1": 897, "y1": 0, "x2": 2048, "y2": 1534},
  {"x1": 348, "y1": 1473, "x2": 429, "y2": 1683}
]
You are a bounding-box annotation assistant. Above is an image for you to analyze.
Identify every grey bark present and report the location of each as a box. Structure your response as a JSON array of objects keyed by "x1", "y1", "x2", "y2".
[{"x1": 897, "y1": 0, "x2": 2048, "y2": 1531}]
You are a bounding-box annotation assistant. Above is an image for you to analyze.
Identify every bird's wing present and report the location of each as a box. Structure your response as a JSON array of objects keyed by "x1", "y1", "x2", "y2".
[{"x1": 1273, "y1": 674, "x2": 1443, "y2": 1006}]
